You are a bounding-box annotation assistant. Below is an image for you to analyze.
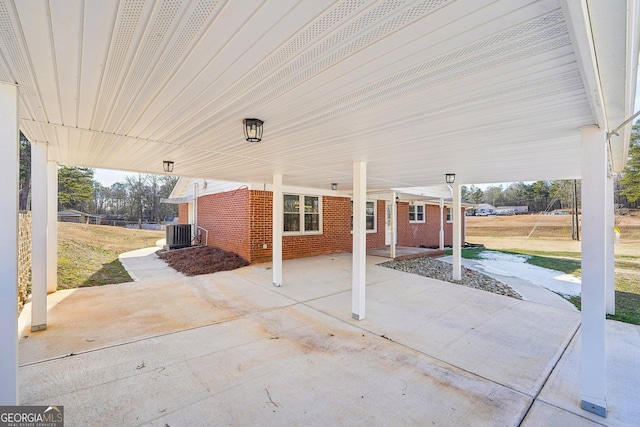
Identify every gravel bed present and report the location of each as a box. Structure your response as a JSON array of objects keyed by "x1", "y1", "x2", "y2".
[{"x1": 379, "y1": 257, "x2": 522, "y2": 299}]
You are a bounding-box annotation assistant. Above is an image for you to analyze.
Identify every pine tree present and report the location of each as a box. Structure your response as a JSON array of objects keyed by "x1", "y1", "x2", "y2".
[{"x1": 621, "y1": 121, "x2": 640, "y2": 203}]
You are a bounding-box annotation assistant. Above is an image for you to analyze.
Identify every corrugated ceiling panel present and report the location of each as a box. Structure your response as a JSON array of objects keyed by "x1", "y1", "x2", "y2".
[
  {"x1": 76, "y1": 1, "x2": 119, "y2": 129},
  {"x1": 4, "y1": 0, "x2": 630, "y2": 188},
  {"x1": 49, "y1": 1, "x2": 83, "y2": 127},
  {"x1": 115, "y1": 0, "x2": 223, "y2": 135}
]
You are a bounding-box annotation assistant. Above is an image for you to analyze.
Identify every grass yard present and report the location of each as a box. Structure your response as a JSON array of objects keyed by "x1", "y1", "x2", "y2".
[
  {"x1": 57, "y1": 223, "x2": 164, "y2": 289},
  {"x1": 466, "y1": 214, "x2": 640, "y2": 324}
]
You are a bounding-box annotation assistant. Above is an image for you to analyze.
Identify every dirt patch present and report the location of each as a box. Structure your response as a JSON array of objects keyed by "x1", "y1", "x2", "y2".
[{"x1": 159, "y1": 246, "x2": 249, "y2": 276}]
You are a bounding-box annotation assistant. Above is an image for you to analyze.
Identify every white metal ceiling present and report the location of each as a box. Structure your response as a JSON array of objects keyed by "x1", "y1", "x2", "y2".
[{"x1": 0, "y1": 0, "x2": 636, "y2": 189}]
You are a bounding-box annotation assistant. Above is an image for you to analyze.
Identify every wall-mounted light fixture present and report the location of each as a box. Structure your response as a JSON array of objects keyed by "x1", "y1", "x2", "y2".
[
  {"x1": 163, "y1": 160, "x2": 174, "y2": 173},
  {"x1": 243, "y1": 118, "x2": 264, "y2": 142},
  {"x1": 445, "y1": 173, "x2": 455, "y2": 184},
  {"x1": 331, "y1": 183, "x2": 338, "y2": 191}
]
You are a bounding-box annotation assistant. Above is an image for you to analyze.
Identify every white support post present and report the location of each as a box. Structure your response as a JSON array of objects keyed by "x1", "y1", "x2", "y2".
[
  {"x1": 452, "y1": 184, "x2": 462, "y2": 281},
  {"x1": 352, "y1": 161, "x2": 366, "y2": 320},
  {"x1": 580, "y1": 126, "x2": 607, "y2": 417},
  {"x1": 439, "y1": 198, "x2": 445, "y2": 250},
  {"x1": 272, "y1": 175, "x2": 283, "y2": 287},
  {"x1": 0, "y1": 82, "x2": 19, "y2": 405},
  {"x1": 605, "y1": 172, "x2": 615, "y2": 315},
  {"x1": 390, "y1": 191, "x2": 396, "y2": 259},
  {"x1": 47, "y1": 160, "x2": 57, "y2": 293},
  {"x1": 31, "y1": 141, "x2": 48, "y2": 332}
]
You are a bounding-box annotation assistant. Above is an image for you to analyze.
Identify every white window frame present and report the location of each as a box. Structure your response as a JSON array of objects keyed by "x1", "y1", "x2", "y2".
[
  {"x1": 446, "y1": 207, "x2": 453, "y2": 223},
  {"x1": 409, "y1": 203, "x2": 425, "y2": 223},
  {"x1": 351, "y1": 200, "x2": 377, "y2": 233},
  {"x1": 283, "y1": 194, "x2": 323, "y2": 235}
]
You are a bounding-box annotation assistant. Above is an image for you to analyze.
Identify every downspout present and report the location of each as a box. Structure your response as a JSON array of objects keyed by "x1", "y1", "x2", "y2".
[{"x1": 193, "y1": 183, "x2": 198, "y2": 243}]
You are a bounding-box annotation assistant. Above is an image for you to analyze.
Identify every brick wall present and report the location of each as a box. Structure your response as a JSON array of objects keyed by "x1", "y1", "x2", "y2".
[
  {"x1": 397, "y1": 202, "x2": 465, "y2": 248},
  {"x1": 18, "y1": 213, "x2": 31, "y2": 312},
  {"x1": 248, "y1": 190, "x2": 272, "y2": 263},
  {"x1": 249, "y1": 193, "x2": 354, "y2": 262},
  {"x1": 196, "y1": 189, "x2": 251, "y2": 261},
  {"x1": 178, "y1": 203, "x2": 188, "y2": 224},
  {"x1": 192, "y1": 191, "x2": 465, "y2": 263}
]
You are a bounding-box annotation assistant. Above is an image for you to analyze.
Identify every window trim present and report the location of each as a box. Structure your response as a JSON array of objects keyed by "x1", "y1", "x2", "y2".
[
  {"x1": 408, "y1": 203, "x2": 426, "y2": 223},
  {"x1": 283, "y1": 194, "x2": 323, "y2": 235},
  {"x1": 446, "y1": 207, "x2": 453, "y2": 223}
]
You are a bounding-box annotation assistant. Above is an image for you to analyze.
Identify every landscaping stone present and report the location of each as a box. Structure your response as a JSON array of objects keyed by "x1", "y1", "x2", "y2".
[{"x1": 380, "y1": 257, "x2": 522, "y2": 299}]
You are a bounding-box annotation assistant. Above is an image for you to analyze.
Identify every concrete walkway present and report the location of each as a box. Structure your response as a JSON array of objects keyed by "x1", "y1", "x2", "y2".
[
  {"x1": 118, "y1": 238, "x2": 184, "y2": 282},
  {"x1": 439, "y1": 255, "x2": 577, "y2": 311},
  {"x1": 17, "y1": 251, "x2": 639, "y2": 426}
]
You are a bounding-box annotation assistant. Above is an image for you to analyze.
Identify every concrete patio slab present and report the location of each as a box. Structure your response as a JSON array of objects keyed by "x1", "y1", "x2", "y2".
[
  {"x1": 522, "y1": 401, "x2": 605, "y2": 426},
  {"x1": 17, "y1": 251, "x2": 638, "y2": 425},
  {"x1": 19, "y1": 273, "x2": 295, "y2": 365},
  {"x1": 304, "y1": 264, "x2": 581, "y2": 397},
  {"x1": 20, "y1": 304, "x2": 531, "y2": 426},
  {"x1": 528, "y1": 320, "x2": 640, "y2": 426},
  {"x1": 234, "y1": 253, "x2": 400, "y2": 303}
]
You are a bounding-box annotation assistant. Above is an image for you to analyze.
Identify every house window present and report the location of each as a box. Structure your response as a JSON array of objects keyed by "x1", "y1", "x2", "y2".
[
  {"x1": 284, "y1": 194, "x2": 321, "y2": 234},
  {"x1": 351, "y1": 201, "x2": 377, "y2": 232},
  {"x1": 446, "y1": 207, "x2": 453, "y2": 222},
  {"x1": 409, "y1": 204, "x2": 425, "y2": 223}
]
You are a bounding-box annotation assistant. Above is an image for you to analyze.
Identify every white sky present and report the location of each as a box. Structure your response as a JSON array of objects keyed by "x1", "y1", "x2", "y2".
[
  {"x1": 93, "y1": 167, "x2": 524, "y2": 191},
  {"x1": 93, "y1": 168, "x2": 134, "y2": 187}
]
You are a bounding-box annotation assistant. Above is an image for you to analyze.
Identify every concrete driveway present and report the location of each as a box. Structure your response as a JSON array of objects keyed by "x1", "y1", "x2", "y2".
[{"x1": 18, "y1": 252, "x2": 639, "y2": 426}]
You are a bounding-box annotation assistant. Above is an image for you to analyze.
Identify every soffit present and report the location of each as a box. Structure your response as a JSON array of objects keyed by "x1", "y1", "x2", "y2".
[{"x1": 0, "y1": 0, "x2": 634, "y2": 189}]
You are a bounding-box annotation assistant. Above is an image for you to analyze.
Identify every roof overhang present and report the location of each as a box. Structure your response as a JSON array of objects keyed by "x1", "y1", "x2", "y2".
[
  {"x1": 1, "y1": 0, "x2": 637, "y2": 187},
  {"x1": 561, "y1": 0, "x2": 640, "y2": 172},
  {"x1": 160, "y1": 196, "x2": 194, "y2": 205}
]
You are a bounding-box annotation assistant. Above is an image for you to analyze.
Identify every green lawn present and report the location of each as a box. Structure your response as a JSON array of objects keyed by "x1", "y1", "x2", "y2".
[{"x1": 57, "y1": 222, "x2": 164, "y2": 289}]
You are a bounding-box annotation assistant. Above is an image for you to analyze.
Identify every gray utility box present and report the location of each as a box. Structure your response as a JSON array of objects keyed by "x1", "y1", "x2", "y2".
[{"x1": 166, "y1": 224, "x2": 192, "y2": 249}]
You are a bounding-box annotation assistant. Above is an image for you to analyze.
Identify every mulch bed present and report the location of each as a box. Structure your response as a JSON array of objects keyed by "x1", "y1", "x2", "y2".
[{"x1": 158, "y1": 246, "x2": 249, "y2": 276}]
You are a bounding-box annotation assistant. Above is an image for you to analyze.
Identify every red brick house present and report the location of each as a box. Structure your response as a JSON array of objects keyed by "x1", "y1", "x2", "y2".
[{"x1": 167, "y1": 178, "x2": 465, "y2": 263}]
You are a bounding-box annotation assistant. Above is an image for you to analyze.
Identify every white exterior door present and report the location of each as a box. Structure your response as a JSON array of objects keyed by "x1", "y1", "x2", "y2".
[{"x1": 385, "y1": 201, "x2": 396, "y2": 245}]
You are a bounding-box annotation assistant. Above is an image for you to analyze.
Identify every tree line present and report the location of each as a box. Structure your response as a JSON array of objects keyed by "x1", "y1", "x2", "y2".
[
  {"x1": 461, "y1": 180, "x2": 583, "y2": 213},
  {"x1": 462, "y1": 176, "x2": 636, "y2": 214},
  {"x1": 463, "y1": 121, "x2": 640, "y2": 213},
  {"x1": 20, "y1": 135, "x2": 178, "y2": 222}
]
